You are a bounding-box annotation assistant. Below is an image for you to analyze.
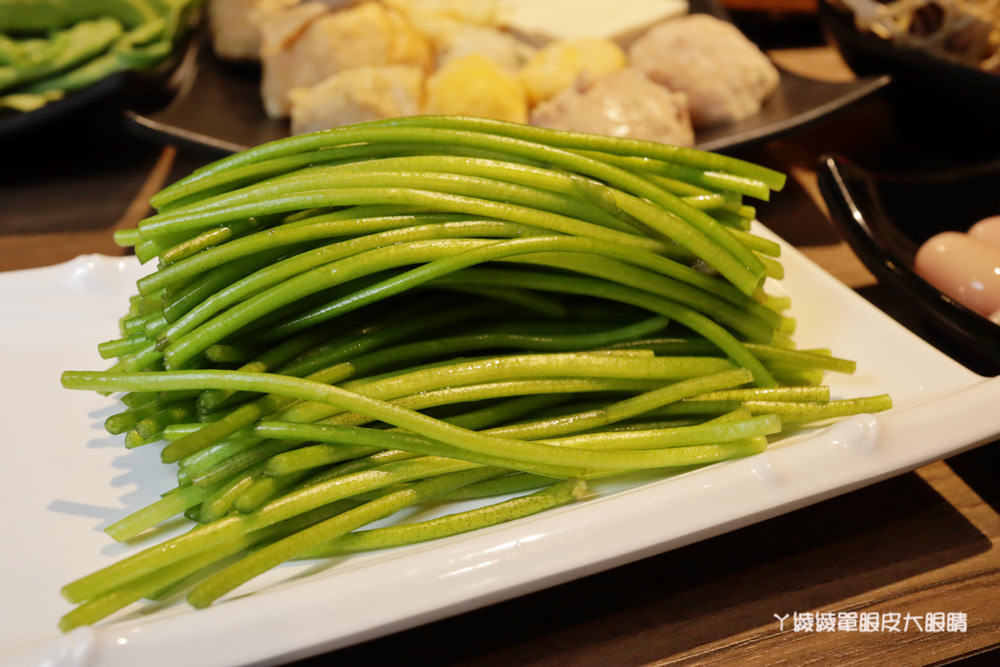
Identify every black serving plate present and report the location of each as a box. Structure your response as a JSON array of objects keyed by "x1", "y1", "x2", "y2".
[
  {"x1": 124, "y1": 0, "x2": 889, "y2": 157},
  {"x1": 817, "y1": 153, "x2": 1000, "y2": 375}
]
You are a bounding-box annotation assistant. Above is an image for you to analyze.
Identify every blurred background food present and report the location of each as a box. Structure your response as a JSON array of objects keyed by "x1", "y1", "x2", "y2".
[
  {"x1": 205, "y1": 0, "x2": 782, "y2": 146},
  {"x1": 258, "y1": 1, "x2": 432, "y2": 118},
  {"x1": 628, "y1": 14, "x2": 780, "y2": 127},
  {"x1": 826, "y1": 0, "x2": 999, "y2": 73},
  {"x1": 530, "y1": 67, "x2": 695, "y2": 145},
  {"x1": 0, "y1": 0, "x2": 200, "y2": 113},
  {"x1": 815, "y1": 0, "x2": 999, "y2": 138}
]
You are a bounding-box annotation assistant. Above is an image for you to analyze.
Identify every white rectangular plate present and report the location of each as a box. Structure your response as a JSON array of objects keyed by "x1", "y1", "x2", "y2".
[{"x1": 3, "y1": 228, "x2": 999, "y2": 667}]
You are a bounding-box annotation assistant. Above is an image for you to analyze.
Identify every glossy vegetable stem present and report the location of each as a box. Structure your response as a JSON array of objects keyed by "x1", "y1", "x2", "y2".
[{"x1": 58, "y1": 117, "x2": 894, "y2": 632}]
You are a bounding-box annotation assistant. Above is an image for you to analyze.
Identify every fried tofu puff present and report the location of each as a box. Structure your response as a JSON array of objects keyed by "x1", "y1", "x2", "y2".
[
  {"x1": 435, "y1": 24, "x2": 535, "y2": 73},
  {"x1": 289, "y1": 64, "x2": 425, "y2": 134},
  {"x1": 628, "y1": 14, "x2": 779, "y2": 127},
  {"x1": 518, "y1": 37, "x2": 627, "y2": 106},
  {"x1": 423, "y1": 53, "x2": 528, "y2": 123},
  {"x1": 386, "y1": 0, "x2": 501, "y2": 49},
  {"x1": 210, "y1": 0, "x2": 361, "y2": 61},
  {"x1": 260, "y1": 1, "x2": 432, "y2": 118},
  {"x1": 209, "y1": 0, "x2": 273, "y2": 61}
]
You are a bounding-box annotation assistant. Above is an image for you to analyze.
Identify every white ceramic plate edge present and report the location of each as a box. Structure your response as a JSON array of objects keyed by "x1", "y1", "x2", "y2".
[{"x1": 2, "y1": 234, "x2": 998, "y2": 667}]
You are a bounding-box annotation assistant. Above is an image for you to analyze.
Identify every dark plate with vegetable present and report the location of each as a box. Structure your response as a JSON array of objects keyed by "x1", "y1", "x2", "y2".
[
  {"x1": 0, "y1": 0, "x2": 201, "y2": 138},
  {"x1": 123, "y1": 0, "x2": 890, "y2": 157},
  {"x1": 817, "y1": 153, "x2": 1000, "y2": 376},
  {"x1": 0, "y1": 44, "x2": 197, "y2": 138}
]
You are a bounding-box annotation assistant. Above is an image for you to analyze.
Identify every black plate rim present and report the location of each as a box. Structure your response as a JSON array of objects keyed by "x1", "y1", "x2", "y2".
[
  {"x1": 125, "y1": 61, "x2": 892, "y2": 158},
  {"x1": 0, "y1": 72, "x2": 129, "y2": 136},
  {"x1": 694, "y1": 69, "x2": 890, "y2": 153}
]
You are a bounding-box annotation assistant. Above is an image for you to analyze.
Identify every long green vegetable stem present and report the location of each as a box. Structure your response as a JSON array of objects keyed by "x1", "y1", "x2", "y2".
[{"x1": 58, "y1": 117, "x2": 890, "y2": 631}]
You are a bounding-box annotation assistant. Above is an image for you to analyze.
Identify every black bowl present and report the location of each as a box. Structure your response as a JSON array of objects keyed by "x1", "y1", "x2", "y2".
[
  {"x1": 818, "y1": 153, "x2": 1000, "y2": 375},
  {"x1": 817, "y1": 0, "x2": 1000, "y2": 113}
]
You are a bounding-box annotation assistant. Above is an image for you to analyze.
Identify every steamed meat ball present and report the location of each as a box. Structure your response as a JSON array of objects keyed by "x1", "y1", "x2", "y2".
[
  {"x1": 628, "y1": 14, "x2": 779, "y2": 127},
  {"x1": 289, "y1": 64, "x2": 424, "y2": 134},
  {"x1": 531, "y1": 68, "x2": 694, "y2": 146}
]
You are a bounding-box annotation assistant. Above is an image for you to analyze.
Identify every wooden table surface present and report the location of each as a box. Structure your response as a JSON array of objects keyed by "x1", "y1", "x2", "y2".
[{"x1": 2, "y1": 24, "x2": 998, "y2": 667}]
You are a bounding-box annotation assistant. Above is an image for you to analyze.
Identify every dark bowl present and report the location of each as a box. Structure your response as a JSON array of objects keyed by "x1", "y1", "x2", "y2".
[
  {"x1": 817, "y1": 0, "x2": 1000, "y2": 113},
  {"x1": 817, "y1": 153, "x2": 1000, "y2": 375}
]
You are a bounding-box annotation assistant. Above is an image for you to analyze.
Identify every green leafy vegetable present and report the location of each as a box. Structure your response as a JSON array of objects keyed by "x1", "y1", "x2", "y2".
[{"x1": 0, "y1": 0, "x2": 198, "y2": 112}]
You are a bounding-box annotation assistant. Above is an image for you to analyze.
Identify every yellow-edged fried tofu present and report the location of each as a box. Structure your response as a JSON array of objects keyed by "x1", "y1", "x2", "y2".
[
  {"x1": 260, "y1": 1, "x2": 432, "y2": 118},
  {"x1": 518, "y1": 37, "x2": 626, "y2": 105},
  {"x1": 289, "y1": 64, "x2": 425, "y2": 134},
  {"x1": 424, "y1": 53, "x2": 527, "y2": 123}
]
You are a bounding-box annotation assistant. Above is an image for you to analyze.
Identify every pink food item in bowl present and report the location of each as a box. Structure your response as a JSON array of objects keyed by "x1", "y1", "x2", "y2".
[
  {"x1": 915, "y1": 216, "x2": 1000, "y2": 325},
  {"x1": 968, "y1": 216, "x2": 1000, "y2": 248}
]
